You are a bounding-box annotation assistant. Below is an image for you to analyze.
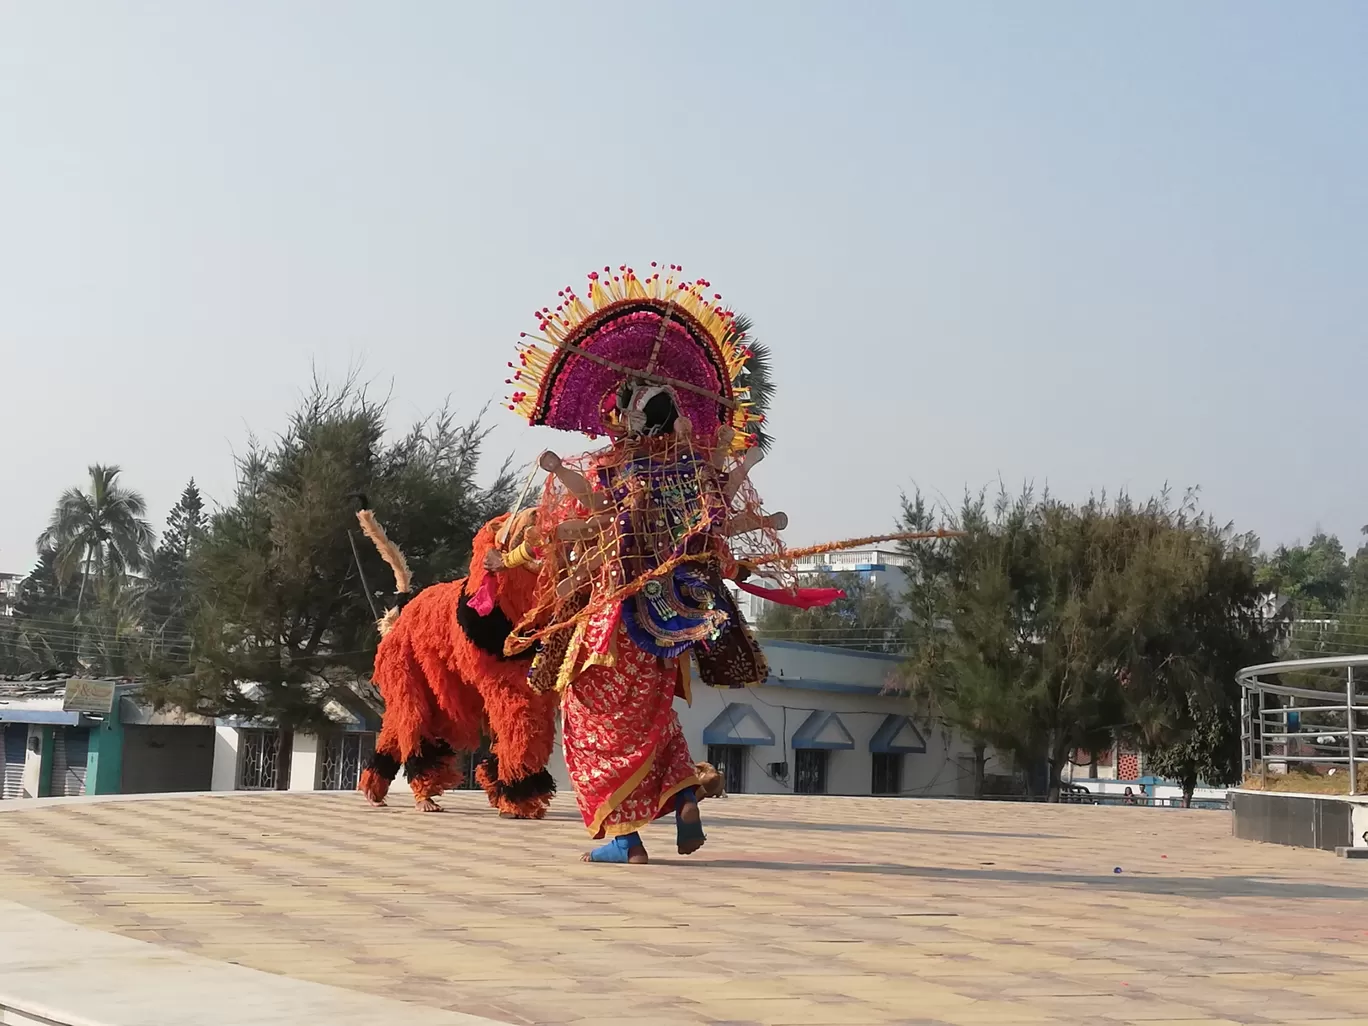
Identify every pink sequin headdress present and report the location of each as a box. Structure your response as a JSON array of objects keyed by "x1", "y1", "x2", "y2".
[{"x1": 505, "y1": 264, "x2": 764, "y2": 452}]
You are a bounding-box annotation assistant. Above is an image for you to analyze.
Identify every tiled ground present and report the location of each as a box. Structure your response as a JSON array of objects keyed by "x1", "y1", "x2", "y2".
[{"x1": 0, "y1": 792, "x2": 1366, "y2": 1026}]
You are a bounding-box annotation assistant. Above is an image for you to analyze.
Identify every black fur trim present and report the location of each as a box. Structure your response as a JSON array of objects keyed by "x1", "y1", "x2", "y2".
[
  {"x1": 403, "y1": 737, "x2": 455, "y2": 779},
  {"x1": 504, "y1": 768, "x2": 557, "y2": 802},
  {"x1": 478, "y1": 751, "x2": 556, "y2": 802},
  {"x1": 364, "y1": 750, "x2": 401, "y2": 782},
  {"x1": 456, "y1": 583, "x2": 534, "y2": 662}
]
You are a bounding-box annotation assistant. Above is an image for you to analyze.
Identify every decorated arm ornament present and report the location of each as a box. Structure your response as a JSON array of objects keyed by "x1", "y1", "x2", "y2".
[{"x1": 501, "y1": 538, "x2": 540, "y2": 571}]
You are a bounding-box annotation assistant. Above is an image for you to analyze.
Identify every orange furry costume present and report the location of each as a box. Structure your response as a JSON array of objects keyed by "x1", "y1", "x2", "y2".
[{"x1": 356, "y1": 509, "x2": 559, "y2": 817}]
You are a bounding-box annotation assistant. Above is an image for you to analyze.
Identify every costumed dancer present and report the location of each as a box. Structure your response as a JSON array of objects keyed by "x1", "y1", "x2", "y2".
[
  {"x1": 503, "y1": 264, "x2": 794, "y2": 863},
  {"x1": 355, "y1": 505, "x2": 560, "y2": 817}
]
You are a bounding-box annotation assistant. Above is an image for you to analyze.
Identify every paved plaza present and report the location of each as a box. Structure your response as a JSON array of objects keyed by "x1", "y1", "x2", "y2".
[{"x1": 0, "y1": 791, "x2": 1366, "y2": 1026}]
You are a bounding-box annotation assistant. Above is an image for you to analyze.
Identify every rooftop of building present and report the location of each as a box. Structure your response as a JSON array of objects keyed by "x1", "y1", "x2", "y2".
[{"x1": 0, "y1": 790, "x2": 1364, "y2": 1025}]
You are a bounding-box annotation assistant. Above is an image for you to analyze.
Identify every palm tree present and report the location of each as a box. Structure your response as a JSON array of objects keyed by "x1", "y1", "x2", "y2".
[
  {"x1": 38, "y1": 464, "x2": 156, "y2": 609},
  {"x1": 730, "y1": 314, "x2": 776, "y2": 454}
]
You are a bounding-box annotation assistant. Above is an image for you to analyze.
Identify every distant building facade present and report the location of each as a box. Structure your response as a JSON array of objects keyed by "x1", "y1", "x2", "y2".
[
  {"x1": 3, "y1": 639, "x2": 996, "y2": 803},
  {"x1": 0, "y1": 572, "x2": 21, "y2": 617},
  {"x1": 728, "y1": 546, "x2": 909, "y2": 627}
]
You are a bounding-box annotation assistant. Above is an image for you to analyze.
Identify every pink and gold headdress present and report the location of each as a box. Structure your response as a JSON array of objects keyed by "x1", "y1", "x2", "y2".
[{"x1": 505, "y1": 264, "x2": 764, "y2": 452}]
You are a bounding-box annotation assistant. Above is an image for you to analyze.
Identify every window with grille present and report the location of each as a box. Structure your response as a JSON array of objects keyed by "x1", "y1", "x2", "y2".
[
  {"x1": 794, "y1": 748, "x2": 828, "y2": 795},
  {"x1": 319, "y1": 733, "x2": 371, "y2": 791},
  {"x1": 707, "y1": 744, "x2": 746, "y2": 794},
  {"x1": 871, "y1": 753, "x2": 903, "y2": 795},
  {"x1": 239, "y1": 729, "x2": 286, "y2": 790}
]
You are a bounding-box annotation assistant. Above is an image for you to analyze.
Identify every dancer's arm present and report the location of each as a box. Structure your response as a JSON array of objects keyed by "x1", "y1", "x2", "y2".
[
  {"x1": 723, "y1": 447, "x2": 764, "y2": 502},
  {"x1": 710, "y1": 425, "x2": 737, "y2": 470},
  {"x1": 724, "y1": 510, "x2": 788, "y2": 537},
  {"x1": 540, "y1": 451, "x2": 608, "y2": 511}
]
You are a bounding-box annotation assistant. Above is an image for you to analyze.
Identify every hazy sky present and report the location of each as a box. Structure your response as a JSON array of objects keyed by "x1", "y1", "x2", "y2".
[{"x1": 2, "y1": 2, "x2": 1365, "y2": 572}]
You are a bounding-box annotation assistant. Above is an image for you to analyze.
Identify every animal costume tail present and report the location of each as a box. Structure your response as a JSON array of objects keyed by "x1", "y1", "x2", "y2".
[
  {"x1": 354, "y1": 503, "x2": 469, "y2": 805},
  {"x1": 356, "y1": 503, "x2": 412, "y2": 638}
]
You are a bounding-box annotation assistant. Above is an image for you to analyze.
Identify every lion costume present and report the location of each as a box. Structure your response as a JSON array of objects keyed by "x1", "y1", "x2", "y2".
[{"x1": 356, "y1": 509, "x2": 559, "y2": 817}]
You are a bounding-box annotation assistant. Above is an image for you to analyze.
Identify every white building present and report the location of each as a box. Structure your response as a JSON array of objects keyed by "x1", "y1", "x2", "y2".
[
  {"x1": 665, "y1": 640, "x2": 989, "y2": 797},
  {"x1": 5, "y1": 640, "x2": 1000, "y2": 803},
  {"x1": 0, "y1": 572, "x2": 22, "y2": 617}
]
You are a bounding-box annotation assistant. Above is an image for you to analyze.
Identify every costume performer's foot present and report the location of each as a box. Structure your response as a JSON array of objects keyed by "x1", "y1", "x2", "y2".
[
  {"x1": 365, "y1": 796, "x2": 387, "y2": 808},
  {"x1": 582, "y1": 834, "x2": 649, "y2": 864},
  {"x1": 676, "y1": 788, "x2": 706, "y2": 856},
  {"x1": 414, "y1": 797, "x2": 444, "y2": 813}
]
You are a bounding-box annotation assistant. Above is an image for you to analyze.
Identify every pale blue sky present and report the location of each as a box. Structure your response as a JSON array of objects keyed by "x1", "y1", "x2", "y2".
[{"x1": 2, "y1": 2, "x2": 1365, "y2": 571}]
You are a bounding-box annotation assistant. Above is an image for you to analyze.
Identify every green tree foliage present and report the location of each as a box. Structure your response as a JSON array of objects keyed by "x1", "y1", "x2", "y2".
[
  {"x1": 1256, "y1": 531, "x2": 1349, "y2": 613},
  {"x1": 900, "y1": 487, "x2": 1281, "y2": 801},
  {"x1": 756, "y1": 570, "x2": 906, "y2": 652},
  {"x1": 729, "y1": 314, "x2": 776, "y2": 454},
  {"x1": 37, "y1": 464, "x2": 155, "y2": 610},
  {"x1": 1123, "y1": 526, "x2": 1284, "y2": 805},
  {"x1": 144, "y1": 480, "x2": 207, "y2": 669},
  {"x1": 0, "y1": 550, "x2": 81, "y2": 673},
  {"x1": 899, "y1": 490, "x2": 1043, "y2": 796},
  {"x1": 2, "y1": 468, "x2": 156, "y2": 676},
  {"x1": 147, "y1": 382, "x2": 514, "y2": 727}
]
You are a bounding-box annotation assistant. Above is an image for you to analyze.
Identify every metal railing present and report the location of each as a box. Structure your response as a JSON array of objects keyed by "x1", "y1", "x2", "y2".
[{"x1": 1238, "y1": 655, "x2": 1368, "y2": 795}]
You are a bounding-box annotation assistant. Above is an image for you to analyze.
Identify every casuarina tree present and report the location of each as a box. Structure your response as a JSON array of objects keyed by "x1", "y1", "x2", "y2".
[{"x1": 150, "y1": 381, "x2": 515, "y2": 728}]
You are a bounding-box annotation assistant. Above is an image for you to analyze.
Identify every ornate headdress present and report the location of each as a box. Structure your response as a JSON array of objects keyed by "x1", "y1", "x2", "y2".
[{"x1": 506, "y1": 264, "x2": 764, "y2": 452}]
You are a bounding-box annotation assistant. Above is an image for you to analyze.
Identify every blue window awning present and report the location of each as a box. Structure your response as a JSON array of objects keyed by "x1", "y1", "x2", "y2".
[
  {"x1": 0, "y1": 709, "x2": 88, "y2": 726},
  {"x1": 869, "y1": 714, "x2": 927, "y2": 754},
  {"x1": 791, "y1": 710, "x2": 855, "y2": 751},
  {"x1": 702, "y1": 703, "x2": 775, "y2": 747}
]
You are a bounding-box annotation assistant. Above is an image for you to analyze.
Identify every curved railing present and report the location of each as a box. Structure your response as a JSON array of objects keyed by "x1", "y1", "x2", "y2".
[{"x1": 1238, "y1": 654, "x2": 1368, "y2": 796}]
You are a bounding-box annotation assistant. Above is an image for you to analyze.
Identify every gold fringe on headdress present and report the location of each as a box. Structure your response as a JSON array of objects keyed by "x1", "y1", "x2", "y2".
[{"x1": 505, "y1": 264, "x2": 766, "y2": 453}]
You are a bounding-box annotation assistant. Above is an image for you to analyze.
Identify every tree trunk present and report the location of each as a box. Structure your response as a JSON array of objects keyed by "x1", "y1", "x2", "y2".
[
  {"x1": 1046, "y1": 738, "x2": 1068, "y2": 803},
  {"x1": 972, "y1": 742, "x2": 986, "y2": 798},
  {"x1": 76, "y1": 548, "x2": 92, "y2": 612},
  {"x1": 1181, "y1": 773, "x2": 1197, "y2": 809}
]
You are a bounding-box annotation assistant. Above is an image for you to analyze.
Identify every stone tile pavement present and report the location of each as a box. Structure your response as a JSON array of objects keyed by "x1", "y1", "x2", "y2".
[{"x1": 0, "y1": 791, "x2": 1365, "y2": 1026}]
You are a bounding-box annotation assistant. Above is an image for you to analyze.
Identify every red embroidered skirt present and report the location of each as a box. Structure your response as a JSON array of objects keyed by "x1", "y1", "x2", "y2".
[{"x1": 562, "y1": 623, "x2": 700, "y2": 839}]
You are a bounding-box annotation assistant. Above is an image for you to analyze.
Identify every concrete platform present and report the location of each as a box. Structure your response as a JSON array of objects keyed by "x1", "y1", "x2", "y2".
[{"x1": 1, "y1": 791, "x2": 1366, "y2": 1026}]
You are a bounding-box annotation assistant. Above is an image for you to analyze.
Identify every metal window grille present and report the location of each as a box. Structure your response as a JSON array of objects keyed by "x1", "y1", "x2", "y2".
[
  {"x1": 871, "y1": 752, "x2": 902, "y2": 795},
  {"x1": 707, "y1": 744, "x2": 746, "y2": 794},
  {"x1": 239, "y1": 729, "x2": 283, "y2": 790},
  {"x1": 319, "y1": 733, "x2": 368, "y2": 791},
  {"x1": 795, "y1": 749, "x2": 828, "y2": 795}
]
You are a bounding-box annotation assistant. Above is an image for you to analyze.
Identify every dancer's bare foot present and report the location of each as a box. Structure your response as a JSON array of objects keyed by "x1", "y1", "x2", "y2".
[
  {"x1": 365, "y1": 795, "x2": 387, "y2": 808},
  {"x1": 676, "y1": 799, "x2": 706, "y2": 855},
  {"x1": 414, "y1": 797, "x2": 443, "y2": 813}
]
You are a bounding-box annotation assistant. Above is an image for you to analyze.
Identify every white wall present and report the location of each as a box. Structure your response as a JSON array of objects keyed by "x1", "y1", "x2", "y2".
[
  {"x1": 22, "y1": 725, "x2": 44, "y2": 798},
  {"x1": 762, "y1": 642, "x2": 902, "y2": 690},
  {"x1": 540, "y1": 642, "x2": 1004, "y2": 799},
  {"x1": 210, "y1": 726, "x2": 240, "y2": 791},
  {"x1": 289, "y1": 733, "x2": 321, "y2": 792},
  {"x1": 675, "y1": 683, "x2": 979, "y2": 797}
]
